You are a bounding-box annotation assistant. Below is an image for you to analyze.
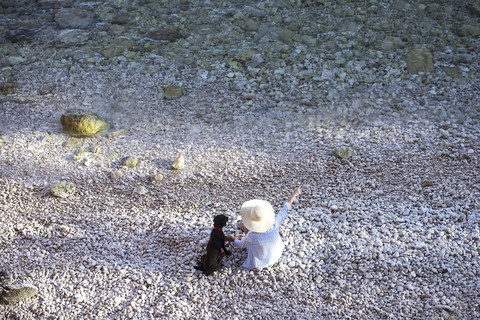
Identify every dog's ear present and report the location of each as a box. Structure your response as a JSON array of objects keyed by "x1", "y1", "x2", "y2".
[{"x1": 222, "y1": 215, "x2": 228, "y2": 227}]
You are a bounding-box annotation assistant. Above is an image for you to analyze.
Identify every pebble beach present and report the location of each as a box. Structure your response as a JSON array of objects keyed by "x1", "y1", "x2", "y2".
[{"x1": 1, "y1": 0, "x2": 479, "y2": 319}]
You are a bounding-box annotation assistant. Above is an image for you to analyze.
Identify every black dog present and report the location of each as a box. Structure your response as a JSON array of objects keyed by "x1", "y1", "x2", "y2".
[{"x1": 194, "y1": 214, "x2": 230, "y2": 276}]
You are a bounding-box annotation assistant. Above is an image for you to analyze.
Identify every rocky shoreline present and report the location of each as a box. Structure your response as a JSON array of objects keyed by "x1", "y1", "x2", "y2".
[{"x1": 1, "y1": 0, "x2": 479, "y2": 319}]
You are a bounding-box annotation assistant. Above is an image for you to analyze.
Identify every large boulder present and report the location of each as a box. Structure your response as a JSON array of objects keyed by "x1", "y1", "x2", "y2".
[{"x1": 60, "y1": 109, "x2": 108, "y2": 137}]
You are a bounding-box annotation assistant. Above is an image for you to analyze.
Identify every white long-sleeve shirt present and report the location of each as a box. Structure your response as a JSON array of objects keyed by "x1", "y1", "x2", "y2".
[{"x1": 233, "y1": 202, "x2": 291, "y2": 270}]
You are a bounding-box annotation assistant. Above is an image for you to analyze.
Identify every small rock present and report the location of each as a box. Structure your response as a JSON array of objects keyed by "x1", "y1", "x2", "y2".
[
  {"x1": 111, "y1": 13, "x2": 130, "y2": 25},
  {"x1": 0, "y1": 270, "x2": 13, "y2": 286},
  {"x1": 107, "y1": 130, "x2": 129, "y2": 139},
  {"x1": 277, "y1": 28, "x2": 295, "y2": 44},
  {"x1": 6, "y1": 26, "x2": 38, "y2": 43},
  {"x1": 55, "y1": 8, "x2": 93, "y2": 29},
  {"x1": 73, "y1": 150, "x2": 93, "y2": 161},
  {"x1": 467, "y1": 2, "x2": 480, "y2": 17},
  {"x1": 234, "y1": 50, "x2": 255, "y2": 64},
  {"x1": 380, "y1": 36, "x2": 404, "y2": 50},
  {"x1": 437, "y1": 305, "x2": 462, "y2": 320},
  {"x1": 57, "y1": 29, "x2": 89, "y2": 44},
  {"x1": 39, "y1": 84, "x2": 56, "y2": 95},
  {"x1": 457, "y1": 25, "x2": 480, "y2": 38},
  {"x1": 406, "y1": 49, "x2": 434, "y2": 74},
  {"x1": 172, "y1": 154, "x2": 185, "y2": 170},
  {"x1": 335, "y1": 146, "x2": 356, "y2": 160},
  {"x1": 242, "y1": 19, "x2": 259, "y2": 32},
  {"x1": 0, "y1": 284, "x2": 39, "y2": 305},
  {"x1": 50, "y1": 181, "x2": 76, "y2": 198},
  {"x1": 421, "y1": 180, "x2": 433, "y2": 188},
  {"x1": 60, "y1": 109, "x2": 109, "y2": 137},
  {"x1": 120, "y1": 156, "x2": 139, "y2": 168},
  {"x1": 0, "y1": 82, "x2": 17, "y2": 95},
  {"x1": 146, "y1": 29, "x2": 182, "y2": 41},
  {"x1": 439, "y1": 128, "x2": 451, "y2": 139},
  {"x1": 133, "y1": 186, "x2": 148, "y2": 195},
  {"x1": 160, "y1": 86, "x2": 184, "y2": 100},
  {"x1": 392, "y1": 0, "x2": 407, "y2": 11},
  {"x1": 149, "y1": 171, "x2": 164, "y2": 183}
]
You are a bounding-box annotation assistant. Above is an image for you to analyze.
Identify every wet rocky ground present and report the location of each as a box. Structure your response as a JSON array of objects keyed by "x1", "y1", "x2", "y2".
[{"x1": 0, "y1": 0, "x2": 479, "y2": 319}]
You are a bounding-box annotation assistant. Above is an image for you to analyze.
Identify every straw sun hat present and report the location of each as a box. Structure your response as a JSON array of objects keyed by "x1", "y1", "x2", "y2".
[{"x1": 240, "y1": 199, "x2": 275, "y2": 233}]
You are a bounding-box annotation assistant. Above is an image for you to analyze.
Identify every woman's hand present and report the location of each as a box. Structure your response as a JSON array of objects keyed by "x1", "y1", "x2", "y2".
[
  {"x1": 288, "y1": 186, "x2": 302, "y2": 205},
  {"x1": 225, "y1": 235, "x2": 234, "y2": 242}
]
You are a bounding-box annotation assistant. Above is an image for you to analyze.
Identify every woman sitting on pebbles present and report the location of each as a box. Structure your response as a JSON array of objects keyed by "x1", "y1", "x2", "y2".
[{"x1": 226, "y1": 187, "x2": 301, "y2": 270}]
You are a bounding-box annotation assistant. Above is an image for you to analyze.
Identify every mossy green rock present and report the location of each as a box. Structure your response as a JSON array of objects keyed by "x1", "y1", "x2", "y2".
[
  {"x1": 406, "y1": 50, "x2": 434, "y2": 74},
  {"x1": 336, "y1": 146, "x2": 356, "y2": 160},
  {"x1": 160, "y1": 86, "x2": 184, "y2": 100},
  {"x1": 120, "y1": 156, "x2": 139, "y2": 168},
  {"x1": 50, "y1": 181, "x2": 76, "y2": 198},
  {"x1": 60, "y1": 109, "x2": 108, "y2": 137},
  {"x1": 0, "y1": 284, "x2": 39, "y2": 305}
]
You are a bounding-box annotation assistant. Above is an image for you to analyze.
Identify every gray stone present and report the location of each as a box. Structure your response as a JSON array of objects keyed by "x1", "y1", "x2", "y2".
[
  {"x1": 468, "y1": 2, "x2": 480, "y2": 17},
  {"x1": 406, "y1": 50, "x2": 434, "y2": 74},
  {"x1": 100, "y1": 38, "x2": 135, "y2": 58},
  {"x1": 57, "y1": 29, "x2": 89, "y2": 44},
  {"x1": 55, "y1": 8, "x2": 93, "y2": 29},
  {"x1": 234, "y1": 50, "x2": 255, "y2": 64},
  {"x1": 146, "y1": 29, "x2": 182, "y2": 41},
  {"x1": 2, "y1": 56, "x2": 26, "y2": 66},
  {"x1": 380, "y1": 37, "x2": 404, "y2": 50},
  {"x1": 0, "y1": 284, "x2": 39, "y2": 305},
  {"x1": 50, "y1": 181, "x2": 76, "y2": 198},
  {"x1": 0, "y1": 82, "x2": 17, "y2": 95},
  {"x1": 0, "y1": 271, "x2": 13, "y2": 286},
  {"x1": 457, "y1": 25, "x2": 480, "y2": 38},
  {"x1": 149, "y1": 171, "x2": 164, "y2": 183},
  {"x1": 336, "y1": 146, "x2": 356, "y2": 160},
  {"x1": 277, "y1": 28, "x2": 295, "y2": 44},
  {"x1": 392, "y1": 0, "x2": 407, "y2": 11},
  {"x1": 242, "y1": 19, "x2": 260, "y2": 32}
]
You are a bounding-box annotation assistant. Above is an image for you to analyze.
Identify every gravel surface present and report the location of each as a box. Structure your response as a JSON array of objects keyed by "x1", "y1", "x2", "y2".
[{"x1": 1, "y1": 0, "x2": 479, "y2": 319}]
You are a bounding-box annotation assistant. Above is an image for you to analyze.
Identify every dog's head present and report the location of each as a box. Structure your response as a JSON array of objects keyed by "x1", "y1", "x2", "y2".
[{"x1": 213, "y1": 214, "x2": 229, "y2": 228}]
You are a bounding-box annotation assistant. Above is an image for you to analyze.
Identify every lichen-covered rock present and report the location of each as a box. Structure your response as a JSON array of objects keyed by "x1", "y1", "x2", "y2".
[
  {"x1": 160, "y1": 86, "x2": 184, "y2": 100},
  {"x1": 336, "y1": 146, "x2": 356, "y2": 160},
  {"x1": 0, "y1": 284, "x2": 39, "y2": 305},
  {"x1": 120, "y1": 156, "x2": 139, "y2": 168},
  {"x1": 406, "y1": 49, "x2": 434, "y2": 74},
  {"x1": 172, "y1": 154, "x2": 185, "y2": 170},
  {"x1": 0, "y1": 82, "x2": 17, "y2": 95},
  {"x1": 60, "y1": 109, "x2": 108, "y2": 137},
  {"x1": 50, "y1": 181, "x2": 76, "y2": 198}
]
